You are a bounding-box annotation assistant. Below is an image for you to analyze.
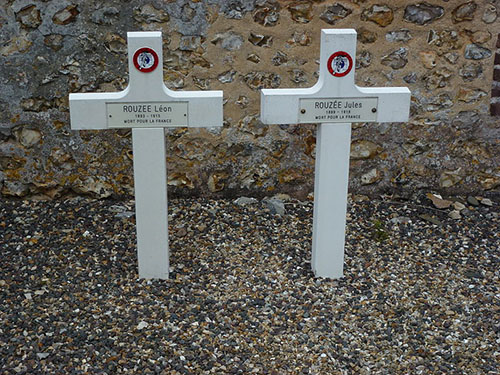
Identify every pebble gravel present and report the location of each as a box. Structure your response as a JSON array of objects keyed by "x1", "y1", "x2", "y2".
[{"x1": 0, "y1": 194, "x2": 498, "y2": 374}]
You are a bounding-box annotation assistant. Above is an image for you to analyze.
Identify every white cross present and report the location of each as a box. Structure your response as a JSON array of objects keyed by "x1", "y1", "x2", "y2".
[
  {"x1": 261, "y1": 29, "x2": 410, "y2": 279},
  {"x1": 69, "y1": 32, "x2": 223, "y2": 280}
]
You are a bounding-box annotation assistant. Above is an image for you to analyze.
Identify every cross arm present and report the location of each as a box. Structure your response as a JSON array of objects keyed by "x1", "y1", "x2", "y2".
[
  {"x1": 166, "y1": 89, "x2": 223, "y2": 128},
  {"x1": 260, "y1": 86, "x2": 410, "y2": 125},
  {"x1": 69, "y1": 86, "x2": 223, "y2": 130},
  {"x1": 357, "y1": 86, "x2": 410, "y2": 122},
  {"x1": 69, "y1": 90, "x2": 129, "y2": 130},
  {"x1": 261, "y1": 87, "x2": 314, "y2": 125}
]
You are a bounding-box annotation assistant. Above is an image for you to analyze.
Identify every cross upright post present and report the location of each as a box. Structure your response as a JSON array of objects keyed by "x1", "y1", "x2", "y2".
[
  {"x1": 69, "y1": 32, "x2": 223, "y2": 279},
  {"x1": 260, "y1": 29, "x2": 410, "y2": 279}
]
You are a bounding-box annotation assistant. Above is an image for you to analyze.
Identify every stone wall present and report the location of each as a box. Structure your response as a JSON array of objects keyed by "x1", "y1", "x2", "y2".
[{"x1": 0, "y1": 0, "x2": 499, "y2": 199}]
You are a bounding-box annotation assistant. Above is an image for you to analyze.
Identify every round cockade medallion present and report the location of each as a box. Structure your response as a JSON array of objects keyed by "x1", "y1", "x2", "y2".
[
  {"x1": 133, "y1": 47, "x2": 159, "y2": 73},
  {"x1": 327, "y1": 51, "x2": 353, "y2": 78}
]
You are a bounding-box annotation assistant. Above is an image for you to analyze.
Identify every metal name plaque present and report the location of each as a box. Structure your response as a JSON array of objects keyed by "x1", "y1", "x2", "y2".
[
  {"x1": 298, "y1": 97, "x2": 378, "y2": 123},
  {"x1": 107, "y1": 102, "x2": 188, "y2": 128}
]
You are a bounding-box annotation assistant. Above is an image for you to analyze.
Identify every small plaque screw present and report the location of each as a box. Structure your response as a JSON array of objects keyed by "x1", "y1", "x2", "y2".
[
  {"x1": 371, "y1": 108, "x2": 377, "y2": 113},
  {"x1": 300, "y1": 109, "x2": 306, "y2": 114}
]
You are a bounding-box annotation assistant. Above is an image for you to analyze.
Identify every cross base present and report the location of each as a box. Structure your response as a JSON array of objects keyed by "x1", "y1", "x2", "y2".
[
  {"x1": 133, "y1": 128, "x2": 169, "y2": 279},
  {"x1": 311, "y1": 123, "x2": 351, "y2": 278}
]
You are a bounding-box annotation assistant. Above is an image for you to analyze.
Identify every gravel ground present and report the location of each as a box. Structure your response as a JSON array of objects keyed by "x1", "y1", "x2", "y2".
[{"x1": 0, "y1": 194, "x2": 499, "y2": 375}]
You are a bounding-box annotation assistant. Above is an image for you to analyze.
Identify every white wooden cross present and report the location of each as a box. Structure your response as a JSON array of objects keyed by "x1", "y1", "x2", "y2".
[
  {"x1": 69, "y1": 32, "x2": 223, "y2": 280},
  {"x1": 261, "y1": 29, "x2": 410, "y2": 279}
]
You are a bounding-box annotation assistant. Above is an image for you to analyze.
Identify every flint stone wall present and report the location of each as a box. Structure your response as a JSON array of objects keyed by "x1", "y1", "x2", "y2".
[{"x1": 0, "y1": 0, "x2": 499, "y2": 199}]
